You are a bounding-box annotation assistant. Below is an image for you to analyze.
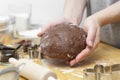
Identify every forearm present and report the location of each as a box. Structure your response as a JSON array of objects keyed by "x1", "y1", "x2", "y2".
[
  {"x1": 91, "y1": 1, "x2": 120, "y2": 26},
  {"x1": 64, "y1": 0, "x2": 87, "y2": 25}
]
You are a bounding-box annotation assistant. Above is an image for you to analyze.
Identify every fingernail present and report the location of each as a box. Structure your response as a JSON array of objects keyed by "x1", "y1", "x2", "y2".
[
  {"x1": 38, "y1": 47, "x2": 41, "y2": 51},
  {"x1": 70, "y1": 63, "x2": 74, "y2": 66},
  {"x1": 70, "y1": 59, "x2": 78, "y2": 66},
  {"x1": 37, "y1": 33, "x2": 41, "y2": 36},
  {"x1": 70, "y1": 61, "x2": 75, "y2": 66},
  {"x1": 37, "y1": 34, "x2": 40, "y2": 37},
  {"x1": 89, "y1": 41, "x2": 93, "y2": 47}
]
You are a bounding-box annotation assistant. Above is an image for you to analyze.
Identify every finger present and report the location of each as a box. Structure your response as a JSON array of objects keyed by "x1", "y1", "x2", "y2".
[
  {"x1": 69, "y1": 59, "x2": 76, "y2": 66},
  {"x1": 66, "y1": 61, "x2": 70, "y2": 65},
  {"x1": 37, "y1": 24, "x2": 51, "y2": 37},
  {"x1": 70, "y1": 46, "x2": 92, "y2": 66},
  {"x1": 86, "y1": 26, "x2": 97, "y2": 48},
  {"x1": 93, "y1": 29, "x2": 100, "y2": 49},
  {"x1": 38, "y1": 47, "x2": 41, "y2": 51},
  {"x1": 38, "y1": 20, "x2": 66, "y2": 37}
]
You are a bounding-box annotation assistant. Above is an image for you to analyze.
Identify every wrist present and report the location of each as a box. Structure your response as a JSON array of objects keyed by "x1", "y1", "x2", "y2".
[
  {"x1": 87, "y1": 15, "x2": 102, "y2": 26},
  {"x1": 84, "y1": 15, "x2": 101, "y2": 30},
  {"x1": 63, "y1": 16, "x2": 80, "y2": 25},
  {"x1": 90, "y1": 14, "x2": 104, "y2": 26}
]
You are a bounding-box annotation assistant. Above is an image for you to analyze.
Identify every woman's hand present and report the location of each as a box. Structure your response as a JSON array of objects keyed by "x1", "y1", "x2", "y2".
[
  {"x1": 38, "y1": 16, "x2": 101, "y2": 66},
  {"x1": 38, "y1": 18, "x2": 75, "y2": 37},
  {"x1": 70, "y1": 16, "x2": 101, "y2": 66}
]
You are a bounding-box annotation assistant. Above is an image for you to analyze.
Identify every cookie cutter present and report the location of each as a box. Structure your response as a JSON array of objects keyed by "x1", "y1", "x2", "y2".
[{"x1": 84, "y1": 64, "x2": 120, "y2": 80}]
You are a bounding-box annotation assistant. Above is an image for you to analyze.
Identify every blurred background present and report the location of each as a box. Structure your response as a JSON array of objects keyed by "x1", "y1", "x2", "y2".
[{"x1": 0, "y1": 0, "x2": 65, "y2": 25}]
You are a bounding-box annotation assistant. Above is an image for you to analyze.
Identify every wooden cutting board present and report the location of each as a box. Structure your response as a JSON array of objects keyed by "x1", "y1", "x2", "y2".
[
  {"x1": 19, "y1": 42, "x2": 120, "y2": 80},
  {"x1": 0, "y1": 34, "x2": 120, "y2": 80}
]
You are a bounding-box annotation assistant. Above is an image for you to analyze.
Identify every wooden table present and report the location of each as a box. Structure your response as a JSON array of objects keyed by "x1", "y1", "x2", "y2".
[{"x1": 0, "y1": 34, "x2": 120, "y2": 80}]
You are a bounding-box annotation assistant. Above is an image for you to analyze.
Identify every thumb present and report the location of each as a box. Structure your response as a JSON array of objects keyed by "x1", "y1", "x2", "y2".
[
  {"x1": 38, "y1": 20, "x2": 63, "y2": 37},
  {"x1": 86, "y1": 27, "x2": 97, "y2": 48},
  {"x1": 37, "y1": 30, "x2": 44, "y2": 37},
  {"x1": 37, "y1": 30, "x2": 45, "y2": 37},
  {"x1": 37, "y1": 24, "x2": 51, "y2": 37}
]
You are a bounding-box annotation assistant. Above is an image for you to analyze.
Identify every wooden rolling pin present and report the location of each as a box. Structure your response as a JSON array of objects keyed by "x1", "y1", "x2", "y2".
[{"x1": 9, "y1": 58, "x2": 57, "y2": 80}]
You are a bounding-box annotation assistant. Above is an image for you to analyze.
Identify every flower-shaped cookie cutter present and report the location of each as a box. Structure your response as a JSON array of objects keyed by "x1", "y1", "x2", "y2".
[{"x1": 84, "y1": 64, "x2": 120, "y2": 80}]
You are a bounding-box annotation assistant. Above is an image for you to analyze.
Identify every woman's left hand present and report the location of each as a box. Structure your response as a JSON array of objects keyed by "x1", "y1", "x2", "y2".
[{"x1": 69, "y1": 16, "x2": 101, "y2": 66}]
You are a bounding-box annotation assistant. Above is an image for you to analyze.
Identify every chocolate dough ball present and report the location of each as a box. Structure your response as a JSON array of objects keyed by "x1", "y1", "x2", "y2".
[{"x1": 40, "y1": 23, "x2": 86, "y2": 61}]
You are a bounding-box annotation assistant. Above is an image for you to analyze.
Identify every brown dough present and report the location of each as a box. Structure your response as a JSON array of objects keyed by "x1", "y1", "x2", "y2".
[{"x1": 40, "y1": 23, "x2": 86, "y2": 61}]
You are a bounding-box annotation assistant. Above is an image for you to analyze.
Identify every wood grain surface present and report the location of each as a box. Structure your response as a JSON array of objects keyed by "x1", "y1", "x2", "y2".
[{"x1": 0, "y1": 34, "x2": 120, "y2": 80}]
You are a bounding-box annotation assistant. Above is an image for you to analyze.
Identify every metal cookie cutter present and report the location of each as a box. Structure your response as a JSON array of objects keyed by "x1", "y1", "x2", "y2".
[
  {"x1": 84, "y1": 64, "x2": 120, "y2": 80},
  {"x1": 111, "y1": 64, "x2": 120, "y2": 80}
]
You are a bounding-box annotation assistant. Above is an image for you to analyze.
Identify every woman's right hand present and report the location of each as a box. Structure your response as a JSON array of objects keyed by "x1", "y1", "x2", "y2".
[{"x1": 38, "y1": 18, "x2": 76, "y2": 37}]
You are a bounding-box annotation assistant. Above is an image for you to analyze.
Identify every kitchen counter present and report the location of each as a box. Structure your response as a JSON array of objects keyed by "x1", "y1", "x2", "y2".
[
  {"x1": 0, "y1": 34, "x2": 120, "y2": 80},
  {"x1": 41, "y1": 42, "x2": 120, "y2": 80}
]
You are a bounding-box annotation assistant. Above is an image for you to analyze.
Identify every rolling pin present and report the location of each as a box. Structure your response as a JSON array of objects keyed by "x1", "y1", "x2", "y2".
[{"x1": 9, "y1": 58, "x2": 57, "y2": 80}]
